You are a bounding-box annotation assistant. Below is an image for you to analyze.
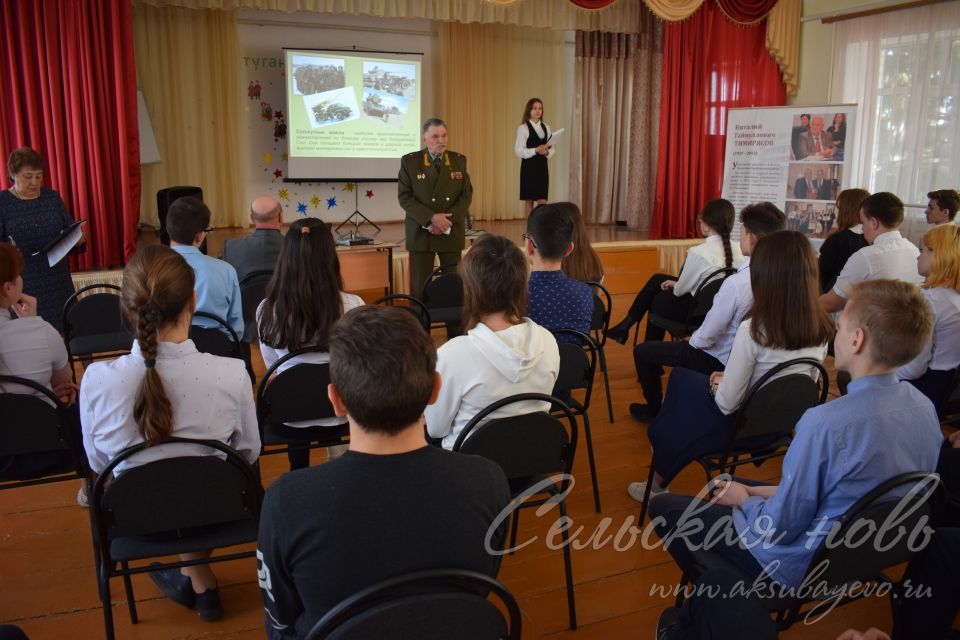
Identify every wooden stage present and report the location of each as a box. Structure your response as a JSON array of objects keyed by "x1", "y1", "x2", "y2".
[
  {"x1": 72, "y1": 220, "x2": 701, "y2": 300},
  {"x1": 3, "y1": 219, "x2": 894, "y2": 640}
]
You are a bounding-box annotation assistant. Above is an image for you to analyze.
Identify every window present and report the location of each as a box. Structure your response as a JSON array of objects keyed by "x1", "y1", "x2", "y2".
[{"x1": 831, "y1": 4, "x2": 959, "y2": 204}]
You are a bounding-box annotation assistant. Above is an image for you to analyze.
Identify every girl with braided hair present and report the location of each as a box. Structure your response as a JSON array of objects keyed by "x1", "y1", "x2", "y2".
[
  {"x1": 80, "y1": 244, "x2": 260, "y2": 621},
  {"x1": 606, "y1": 199, "x2": 743, "y2": 345}
]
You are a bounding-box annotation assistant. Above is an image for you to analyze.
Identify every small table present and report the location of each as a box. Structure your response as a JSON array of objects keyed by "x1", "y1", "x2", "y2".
[{"x1": 337, "y1": 242, "x2": 396, "y2": 299}]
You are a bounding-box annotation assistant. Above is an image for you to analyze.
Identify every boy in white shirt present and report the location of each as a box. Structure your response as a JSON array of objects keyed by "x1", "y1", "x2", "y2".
[{"x1": 820, "y1": 192, "x2": 922, "y2": 313}]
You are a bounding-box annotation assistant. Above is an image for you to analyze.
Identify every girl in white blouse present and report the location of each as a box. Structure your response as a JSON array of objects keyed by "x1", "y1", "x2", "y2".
[
  {"x1": 515, "y1": 97, "x2": 554, "y2": 217},
  {"x1": 80, "y1": 245, "x2": 260, "y2": 621},
  {"x1": 257, "y1": 218, "x2": 362, "y2": 469},
  {"x1": 606, "y1": 199, "x2": 744, "y2": 344},
  {"x1": 628, "y1": 231, "x2": 833, "y2": 502},
  {"x1": 896, "y1": 224, "x2": 960, "y2": 408},
  {"x1": 0, "y1": 242, "x2": 78, "y2": 482}
]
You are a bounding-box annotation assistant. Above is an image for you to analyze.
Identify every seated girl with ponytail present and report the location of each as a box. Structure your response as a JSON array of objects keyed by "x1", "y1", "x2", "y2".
[
  {"x1": 606, "y1": 199, "x2": 743, "y2": 344},
  {"x1": 80, "y1": 244, "x2": 260, "y2": 621}
]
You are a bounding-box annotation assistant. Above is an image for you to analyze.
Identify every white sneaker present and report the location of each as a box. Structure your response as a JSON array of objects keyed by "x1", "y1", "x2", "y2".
[
  {"x1": 76, "y1": 485, "x2": 89, "y2": 508},
  {"x1": 627, "y1": 480, "x2": 668, "y2": 503}
]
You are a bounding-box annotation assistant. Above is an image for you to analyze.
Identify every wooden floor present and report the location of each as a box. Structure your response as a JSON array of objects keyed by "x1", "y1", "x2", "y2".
[{"x1": 1, "y1": 292, "x2": 894, "y2": 640}]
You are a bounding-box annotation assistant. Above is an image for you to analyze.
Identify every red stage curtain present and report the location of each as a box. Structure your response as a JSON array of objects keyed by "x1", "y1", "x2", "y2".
[
  {"x1": 651, "y1": 1, "x2": 785, "y2": 239},
  {"x1": 0, "y1": 0, "x2": 140, "y2": 269},
  {"x1": 569, "y1": 0, "x2": 618, "y2": 9},
  {"x1": 716, "y1": 0, "x2": 779, "y2": 24}
]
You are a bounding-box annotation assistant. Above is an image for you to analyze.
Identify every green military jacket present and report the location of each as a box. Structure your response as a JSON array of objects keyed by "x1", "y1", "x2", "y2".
[{"x1": 398, "y1": 148, "x2": 473, "y2": 252}]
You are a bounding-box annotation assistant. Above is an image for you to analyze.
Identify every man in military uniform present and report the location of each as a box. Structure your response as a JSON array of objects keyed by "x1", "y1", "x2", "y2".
[{"x1": 398, "y1": 118, "x2": 473, "y2": 297}]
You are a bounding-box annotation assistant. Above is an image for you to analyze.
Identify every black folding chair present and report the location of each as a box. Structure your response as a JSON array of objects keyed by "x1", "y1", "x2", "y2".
[
  {"x1": 924, "y1": 367, "x2": 960, "y2": 426},
  {"x1": 305, "y1": 569, "x2": 521, "y2": 640},
  {"x1": 255, "y1": 348, "x2": 349, "y2": 467},
  {"x1": 190, "y1": 310, "x2": 255, "y2": 382},
  {"x1": 647, "y1": 267, "x2": 738, "y2": 342},
  {"x1": 677, "y1": 472, "x2": 940, "y2": 631},
  {"x1": 0, "y1": 375, "x2": 86, "y2": 490},
  {"x1": 585, "y1": 280, "x2": 615, "y2": 423},
  {"x1": 637, "y1": 358, "x2": 829, "y2": 523},
  {"x1": 372, "y1": 294, "x2": 432, "y2": 333},
  {"x1": 62, "y1": 284, "x2": 133, "y2": 382},
  {"x1": 238, "y1": 269, "x2": 273, "y2": 344},
  {"x1": 421, "y1": 264, "x2": 463, "y2": 335},
  {"x1": 551, "y1": 328, "x2": 601, "y2": 513},
  {"x1": 453, "y1": 393, "x2": 579, "y2": 630},
  {"x1": 88, "y1": 437, "x2": 263, "y2": 640}
]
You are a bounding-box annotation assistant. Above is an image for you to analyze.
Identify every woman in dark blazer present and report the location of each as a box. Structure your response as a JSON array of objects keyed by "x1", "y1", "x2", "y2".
[{"x1": 818, "y1": 188, "x2": 870, "y2": 294}]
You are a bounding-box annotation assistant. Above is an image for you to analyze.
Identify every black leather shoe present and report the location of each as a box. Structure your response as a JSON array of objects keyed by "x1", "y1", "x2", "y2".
[
  {"x1": 656, "y1": 606, "x2": 680, "y2": 640},
  {"x1": 195, "y1": 587, "x2": 223, "y2": 621},
  {"x1": 148, "y1": 566, "x2": 195, "y2": 608},
  {"x1": 629, "y1": 403, "x2": 657, "y2": 423},
  {"x1": 605, "y1": 319, "x2": 633, "y2": 345}
]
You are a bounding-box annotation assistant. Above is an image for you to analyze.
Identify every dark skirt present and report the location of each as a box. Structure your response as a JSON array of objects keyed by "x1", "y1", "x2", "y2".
[
  {"x1": 908, "y1": 368, "x2": 957, "y2": 416},
  {"x1": 520, "y1": 154, "x2": 549, "y2": 201},
  {"x1": 648, "y1": 367, "x2": 736, "y2": 485}
]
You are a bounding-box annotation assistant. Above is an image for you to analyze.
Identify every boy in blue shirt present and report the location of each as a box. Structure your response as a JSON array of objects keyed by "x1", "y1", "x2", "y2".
[
  {"x1": 524, "y1": 203, "x2": 593, "y2": 340},
  {"x1": 650, "y1": 279, "x2": 942, "y2": 602}
]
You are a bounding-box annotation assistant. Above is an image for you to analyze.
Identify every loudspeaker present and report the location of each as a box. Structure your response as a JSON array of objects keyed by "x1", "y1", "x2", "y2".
[{"x1": 156, "y1": 186, "x2": 204, "y2": 247}]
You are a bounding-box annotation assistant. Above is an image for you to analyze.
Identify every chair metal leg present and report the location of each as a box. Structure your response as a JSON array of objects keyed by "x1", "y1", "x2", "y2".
[
  {"x1": 122, "y1": 562, "x2": 138, "y2": 624},
  {"x1": 508, "y1": 509, "x2": 521, "y2": 555},
  {"x1": 581, "y1": 413, "x2": 602, "y2": 513},
  {"x1": 675, "y1": 571, "x2": 689, "y2": 607},
  {"x1": 596, "y1": 346, "x2": 615, "y2": 423},
  {"x1": 558, "y1": 498, "x2": 577, "y2": 630},
  {"x1": 98, "y1": 564, "x2": 116, "y2": 640},
  {"x1": 638, "y1": 465, "x2": 656, "y2": 523}
]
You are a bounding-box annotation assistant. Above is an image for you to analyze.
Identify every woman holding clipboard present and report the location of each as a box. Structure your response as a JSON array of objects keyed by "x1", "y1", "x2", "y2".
[
  {"x1": 515, "y1": 98, "x2": 556, "y2": 216},
  {"x1": 0, "y1": 148, "x2": 82, "y2": 329}
]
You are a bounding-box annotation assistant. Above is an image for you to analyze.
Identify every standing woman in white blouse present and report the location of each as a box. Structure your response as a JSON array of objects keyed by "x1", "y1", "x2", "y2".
[
  {"x1": 80, "y1": 245, "x2": 260, "y2": 621},
  {"x1": 515, "y1": 97, "x2": 554, "y2": 216}
]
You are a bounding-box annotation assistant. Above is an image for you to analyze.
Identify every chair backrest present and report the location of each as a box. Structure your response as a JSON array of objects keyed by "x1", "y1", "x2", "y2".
[
  {"x1": 800, "y1": 471, "x2": 939, "y2": 597},
  {"x1": 190, "y1": 311, "x2": 254, "y2": 382},
  {"x1": 686, "y1": 267, "x2": 738, "y2": 326},
  {"x1": 452, "y1": 393, "x2": 578, "y2": 487},
  {"x1": 933, "y1": 367, "x2": 960, "y2": 423},
  {"x1": 239, "y1": 270, "x2": 273, "y2": 343},
  {"x1": 421, "y1": 264, "x2": 464, "y2": 311},
  {"x1": 90, "y1": 438, "x2": 262, "y2": 550},
  {"x1": 372, "y1": 294, "x2": 432, "y2": 333},
  {"x1": 0, "y1": 375, "x2": 70, "y2": 457},
  {"x1": 550, "y1": 329, "x2": 597, "y2": 408},
  {"x1": 306, "y1": 569, "x2": 521, "y2": 640},
  {"x1": 62, "y1": 284, "x2": 133, "y2": 354},
  {"x1": 732, "y1": 358, "x2": 829, "y2": 442},
  {"x1": 256, "y1": 348, "x2": 338, "y2": 427},
  {"x1": 584, "y1": 281, "x2": 611, "y2": 341},
  {"x1": 190, "y1": 311, "x2": 244, "y2": 359}
]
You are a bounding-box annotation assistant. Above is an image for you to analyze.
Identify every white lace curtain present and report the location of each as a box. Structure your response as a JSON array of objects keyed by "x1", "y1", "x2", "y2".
[{"x1": 830, "y1": 3, "x2": 960, "y2": 205}]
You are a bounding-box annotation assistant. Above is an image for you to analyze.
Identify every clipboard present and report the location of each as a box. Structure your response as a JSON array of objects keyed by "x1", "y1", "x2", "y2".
[{"x1": 37, "y1": 219, "x2": 86, "y2": 267}]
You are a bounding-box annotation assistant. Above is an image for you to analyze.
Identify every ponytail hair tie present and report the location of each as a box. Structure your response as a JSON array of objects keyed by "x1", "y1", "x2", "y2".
[
  {"x1": 300, "y1": 225, "x2": 311, "y2": 235},
  {"x1": 144, "y1": 358, "x2": 156, "y2": 369}
]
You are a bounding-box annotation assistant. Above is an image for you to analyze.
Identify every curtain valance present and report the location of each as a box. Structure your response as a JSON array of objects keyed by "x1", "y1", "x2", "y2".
[{"x1": 134, "y1": 0, "x2": 642, "y2": 33}]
